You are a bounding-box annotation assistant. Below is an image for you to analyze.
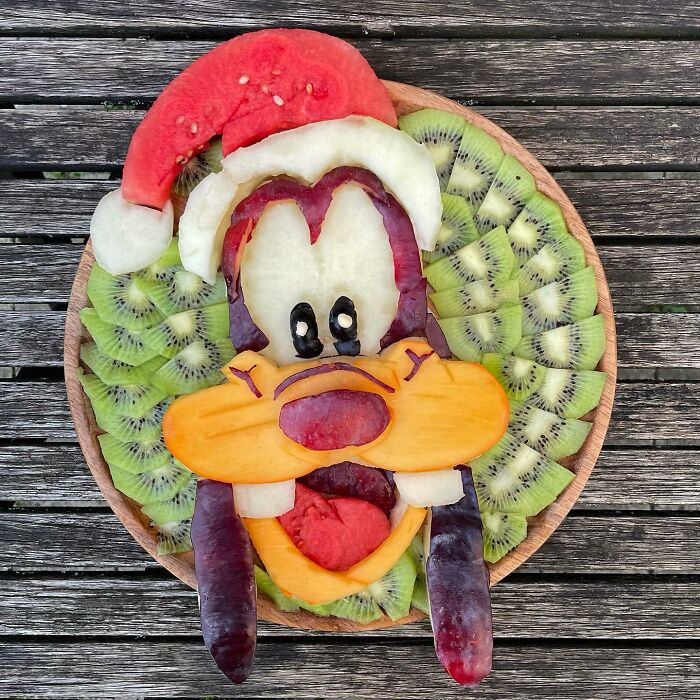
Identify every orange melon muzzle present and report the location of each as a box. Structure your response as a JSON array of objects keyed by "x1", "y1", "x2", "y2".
[{"x1": 162, "y1": 338, "x2": 509, "y2": 484}]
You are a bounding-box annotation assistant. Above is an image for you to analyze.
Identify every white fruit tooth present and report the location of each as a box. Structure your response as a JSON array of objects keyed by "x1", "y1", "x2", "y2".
[
  {"x1": 389, "y1": 492, "x2": 410, "y2": 529},
  {"x1": 91, "y1": 187, "x2": 174, "y2": 275},
  {"x1": 232, "y1": 480, "x2": 296, "y2": 518},
  {"x1": 394, "y1": 469, "x2": 464, "y2": 507}
]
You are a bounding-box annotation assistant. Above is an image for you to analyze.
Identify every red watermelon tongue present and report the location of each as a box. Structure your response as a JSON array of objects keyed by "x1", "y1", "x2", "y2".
[
  {"x1": 122, "y1": 29, "x2": 397, "y2": 210},
  {"x1": 278, "y1": 483, "x2": 391, "y2": 571}
]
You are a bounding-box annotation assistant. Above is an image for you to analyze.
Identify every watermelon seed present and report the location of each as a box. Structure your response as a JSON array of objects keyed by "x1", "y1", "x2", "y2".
[
  {"x1": 186, "y1": 149, "x2": 193, "y2": 158},
  {"x1": 190, "y1": 123, "x2": 198, "y2": 134},
  {"x1": 176, "y1": 115, "x2": 185, "y2": 125},
  {"x1": 272, "y1": 69, "x2": 281, "y2": 75},
  {"x1": 273, "y1": 95, "x2": 285, "y2": 107},
  {"x1": 306, "y1": 83, "x2": 314, "y2": 95},
  {"x1": 238, "y1": 75, "x2": 250, "y2": 85},
  {"x1": 261, "y1": 85, "x2": 269, "y2": 94},
  {"x1": 175, "y1": 155, "x2": 187, "y2": 165}
]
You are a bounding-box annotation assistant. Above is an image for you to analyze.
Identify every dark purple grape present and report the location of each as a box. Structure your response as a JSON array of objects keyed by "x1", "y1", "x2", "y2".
[
  {"x1": 191, "y1": 479, "x2": 256, "y2": 684},
  {"x1": 300, "y1": 461, "x2": 396, "y2": 515},
  {"x1": 426, "y1": 467, "x2": 492, "y2": 687}
]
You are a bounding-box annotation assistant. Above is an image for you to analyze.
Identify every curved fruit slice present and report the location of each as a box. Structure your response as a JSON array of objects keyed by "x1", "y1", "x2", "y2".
[
  {"x1": 367, "y1": 552, "x2": 417, "y2": 621},
  {"x1": 98, "y1": 433, "x2": 170, "y2": 473},
  {"x1": 123, "y1": 29, "x2": 396, "y2": 210},
  {"x1": 179, "y1": 117, "x2": 441, "y2": 281},
  {"x1": 513, "y1": 235, "x2": 586, "y2": 296},
  {"x1": 480, "y1": 510, "x2": 527, "y2": 563},
  {"x1": 430, "y1": 279, "x2": 519, "y2": 318},
  {"x1": 529, "y1": 365, "x2": 607, "y2": 419},
  {"x1": 326, "y1": 591, "x2": 383, "y2": 624},
  {"x1": 481, "y1": 352, "x2": 545, "y2": 401},
  {"x1": 80, "y1": 344, "x2": 166, "y2": 386},
  {"x1": 141, "y1": 475, "x2": 197, "y2": 524},
  {"x1": 232, "y1": 480, "x2": 296, "y2": 518},
  {"x1": 192, "y1": 479, "x2": 257, "y2": 684},
  {"x1": 423, "y1": 193, "x2": 478, "y2": 264},
  {"x1": 394, "y1": 468, "x2": 464, "y2": 507},
  {"x1": 139, "y1": 269, "x2": 227, "y2": 316},
  {"x1": 254, "y1": 566, "x2": 300, "y2": 612},
  {"x1": 91, "y1": 398, "x2": 170, "y2": 443},
  {"x1": 156, "y1": 519, "x2": 192, "y2": 555},
  {"x1": 90, "y1": 188, "x2": 174, "y2": 276},
  {"x1": 426, "y1": 467, "x2": 492, "y2": 687},
  {"x1": 77, "y1": 369, "x2": 167, "y2": 419},
  {"x1": 109, "y1": 458, "x2": 191, "y2": 504}
]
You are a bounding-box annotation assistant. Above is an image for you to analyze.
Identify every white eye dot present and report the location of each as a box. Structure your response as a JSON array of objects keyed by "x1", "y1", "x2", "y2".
[
  {"x1": 337, "y1": 313, "x2": 353, "y2": 329},
  {"x1": 295, "y1": 320, "x2": 309, "y2": 337}
]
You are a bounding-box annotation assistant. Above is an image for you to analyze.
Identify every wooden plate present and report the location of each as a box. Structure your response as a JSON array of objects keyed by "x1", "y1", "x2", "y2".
[{"x1": 64, "y1": 81, "x2": 617, "y2": 632}]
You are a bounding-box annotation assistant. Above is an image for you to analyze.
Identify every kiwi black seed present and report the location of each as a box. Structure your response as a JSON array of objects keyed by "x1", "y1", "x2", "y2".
[
  {"x1": 140, "y1": 268, "x2": 227, "y2": 316},
  {"x1": 398, "y1": 108, "x2": 467, "y2": 190},
  {"x1": 133, "y1": 238, "x2": 182, "y2": 284},
  {"x1": 529, "y1": 365, "x2": 607, "y2": 419},
  {"x1": 481, "y1": 510, "x2": 528, "y2": 563},
  {"x1": 156, "y1": 519, "x2": 193, "y2": 555},
  {"x1": 326, "y1": 591, "x2": 383, "y2": 624},
  {"x1": 482, "y1": 352, "x2": 545, "y2": 401},
  {"x1": 92, "y1": 398, "x2": 171, "y2": 443},
  {"x1": 98, "y1": 432, "x2": 171, "y2": 473},
  {"x1": 141, "y1": 474, "x2": 197, "y2": 524},
  {"x1": 80, "y1": 343, "x2": 167, "y2": 386},
  {"x1": 423, "y1": 192, "x2": 479, "y2": 264},
  {"x1": 514, "y1": 235, "x2": 586, "y2": 296},
  {"x1": 109, "y1": 458, "x2": 191, "y2": 504},
  {"x1": 430, "y1": 279, "x2": 520, "y2": 318}
]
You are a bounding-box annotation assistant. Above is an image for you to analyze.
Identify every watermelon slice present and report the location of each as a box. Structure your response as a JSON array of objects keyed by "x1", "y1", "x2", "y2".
[{"x1": 122, "y1": 29, "x2": 397, "y2": 210}]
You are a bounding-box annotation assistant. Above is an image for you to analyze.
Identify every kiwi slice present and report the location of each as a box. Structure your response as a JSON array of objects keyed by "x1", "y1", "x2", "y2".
[
  {"x1": 529, "y1": 365, "x2": 607, "y2": 419},
  {"x1": 156, "y1": 519, "x2": 192, "y2": 555},
  {"x1": 326, "y1": 591, "x2": 383, "y2": 624},
  {"x1": 423, "y1": 193, "x2": 478, "y2": 264},
  {"x1": 482, "y1": 352, "x2": 545, "y2": 401},
  {"x1": 430, "y1": 279, "x2": 519, "y2": 318},
  {"x1": 521, "y1": 267, "x2": 599, "y2": 335},
  {"x1": 446, "y1": 122, "x2": 505, "y2": 209},
  {"x1": 141, "y1": 474, "x2": 196, "y2": 524},
  {"x1": 481, "y1": 511, "x2": 527, "y2": 563},
  {"x1": 513, "y1": 236, "x2": 586, "y2": 296},
  {"x1": 507, "y1": 192, "x2": 569, "y2": 265},
  {"x1": 424, "y1": 225, "x2": 515, "y2": 291},
  {"x1": 98, "y1": 433, "x2": 171, "y2": 473},
  {"x1": 91, "y1": 398, "x2": 170, "y2": 443},
  {"x1": 411, "y1": 576, "x2": 429, "y2": 614},
  {"x1": 398, "y1": 108, "x2": 466, "y2": 189},
  {"x1": 77, "y1": 368, "x2": 167, "y2": 419},
  {"x1": 509, "y1": 399, "x2": 592, "y2": 460},
  {"x1": 438, "y1": 304, "x2": 523, "y2": 362},
  {"x1": 87, "y1": 264, "x2": 163, "y2": 331},
  {"x1": 142, "y1": 302, "x2": 230, "y2": 358},
  {"x1": 80, "y1": 343, "x2": 167, "y2": 386},
  {"x1": 409, "y1": 533, "x2": 425, "y2": 574},
  {"x1": 80, "y1": 308, "x2": 159, "y2": 366},
  {"x1": 474, "y1": 155, "x2": 536, "y2": 235},
  {"x1": 514, "y1": 314, "x2": 606, "y2": 370},
  {"x1": 140, "y1": 269, "x2": 227, "y2": 316},
  {"x1": 367, "y1": 552, "x2": 417, "y2": 622},
  {"x1": 109, "y1": 459, "x2": 191, "y2": 504},
  {"x1": 254, "y1": 566, "x2": 300, "y2": 613},
  {"x1": 133, "y1": 238, "x2": 182, "y2": 283},
  {"x1": 151, "y1": 338, "x2": 234, "y2": 395},
  {"x1": 470, "y1": 433, "x2": 575, "y2": 517},
  {"x1": 173, "y1": 138, "x2": 224, "y2": 197}
]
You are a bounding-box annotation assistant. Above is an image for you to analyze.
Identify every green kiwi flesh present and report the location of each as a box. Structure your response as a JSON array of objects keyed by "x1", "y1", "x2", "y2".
[
  {"x1": 481, "y1": 511, "x2": 528, "y2": 563},
  {"x1": 133, "y1": 238, "x2": 182, "y2": 283},
  {"x1": 521, "y1": 266, "x2": 598, "y2": 335},
  {"x1": 150, "y1": 338, "x2": 235, "y2": 395},
  {"x1": 140, "y1": 268, "x2": 227, "y2": 316},
  {"x1": 98, "y1": 433, "x2": 171, "y2": 473},
  {"x1": 109, "y1": 458, "x2": 191, "y2": 504},
  {"x1": 411, "y1": 576, "x2": 429, "y2": 614},
  {"x1": 367, "y1": 552, "x2": 417, "y2": 621},
  {"x1": 398, "y1": 108, "x2": 467, "y2": 189},
  {"x1": 529, "y1": 365, "x2": 608, "y2": 419},
  {"x1": 254, "y1": 566, "x2": 301, "y2": 612},
  {"x1": 423, "y1": 192, "x2": 478, "y2": 264},
  {"x1": 481, "y1": 352, "x2": 545, "y2": 401},
  {"x1": 325, "y1": 591, "x2": 383, "y2": 624},
  {"x1": 141, "y1": 475, "x2": 196, "y2": 524},
  {"x1": 508, "y1": 399, "x2": 592, "y2": 460},
  {"x1": 446, "y1": 122, "x2": 505, "y2": 209},
  {"x1": 474, "y1": 155, "x2": 536, "y2": 235},
  {"x1": 91, "y1": 398, "x2": 170, "y2": 443},
  {"x1": 156, "y1": 519, "x2": 192, "y2": 555},
  {"x1": 80, "y1": 343, "x2": 166, "y2": 386},
  {"x1": 470, "y1": 432, "x2": 575, "y2": 517},
  {"x1": 172, "y1": 138, "x2": 224, "y2": 197},
  {"x1": 438, "y1": 304, "x2": 523, "y2": 362},
  {"x1": 513, "y1": 235, "x2": 586, "y2": 296},
  {"x1": 430, "y1": 279, "x2": 519, "y2": 318},
  {"x1": 424, "y1": 225, "x2": 515, "y2": 291},
  {"x1": 514, "y1": 314, "x2": 606, "y2": 370}
]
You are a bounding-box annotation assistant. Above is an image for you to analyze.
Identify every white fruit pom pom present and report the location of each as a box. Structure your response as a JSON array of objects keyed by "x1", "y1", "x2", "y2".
[
  {"x1": 90, "y1": 187, "x2": 174, "y2": 275},
  {"x1": 232, "y1": 479, "x2": 296, "y2": 518},
  {"x1": 394, "y1": 468, "x2": 464, "y2": 507}
]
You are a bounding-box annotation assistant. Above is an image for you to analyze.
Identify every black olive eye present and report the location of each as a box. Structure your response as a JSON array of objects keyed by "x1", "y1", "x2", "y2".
[
  {"x1": 329, "y1": 296, "x2": 360, "y2": 356},
  {"x1": 290, "y1": 302, "x2": 323, "y2": 359}
]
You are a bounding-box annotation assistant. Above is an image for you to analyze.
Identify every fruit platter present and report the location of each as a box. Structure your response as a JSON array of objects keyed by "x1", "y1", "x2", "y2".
[{"x1": 64, "y1": 28, "x2": 616, "y2": 687}]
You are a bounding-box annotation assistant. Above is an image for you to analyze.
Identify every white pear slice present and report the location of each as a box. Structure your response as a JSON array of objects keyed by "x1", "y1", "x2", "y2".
[
  {"x1": 178, "y1": 116, "x2": 442, "y2": 282},
  {"x1": 232, "y1": 479, "x2": 296, "y2": 518},
  {"x1": 394, "y1": 468, "x2": 464, "y2": 507},
  {"x1": 91, "y1": 187, "x2": 173, "y2": 275}
]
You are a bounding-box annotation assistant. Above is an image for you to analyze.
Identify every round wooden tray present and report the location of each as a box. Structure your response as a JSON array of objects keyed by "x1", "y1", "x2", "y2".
[{"x1": 64, "y1": 81, "x2": 617, "y2": 632}]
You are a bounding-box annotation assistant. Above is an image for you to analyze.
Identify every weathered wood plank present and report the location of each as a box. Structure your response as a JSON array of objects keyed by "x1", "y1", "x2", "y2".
[
  {"x1": 1, "y1": 381, "x2": 697, "y2": 444},
  {"x1": 3, "y1": 178, "x2": 698, "y2": 241},
  {"x1": 2, "y1": 107, "x2": 698, "y2": 170},
  {"x1": 2, "y1": 445, "x2": 698, "y2": 510},
  {"x1": 3, "y1": 310, "x2": 699, "y2": 372},
  {"x1": 1, "y1": 511, "x2": 697, "y2": 574},
  {"x1": 2, "y1": 244, "x2": 698, "y2": 307},
  {"x1": 2, "y1": 1, "x2": 699, "y2": 36},
  {"x1": 2, "y1": 39, "x2": 699, "y2": 104},
  {"x1": 0, "y1": 640, "x2": 696, "y2": 698},
  {"x1": 1, "y1": 576, "x2": 697, "y2": 640}
]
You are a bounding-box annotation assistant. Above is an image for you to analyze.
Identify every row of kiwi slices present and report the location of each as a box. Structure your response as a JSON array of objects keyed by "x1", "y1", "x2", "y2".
[
  {"x1": 399, "y1": 108, "x2": 608, "y2": 563},
  {"x1": 78, "y1": 236, "x2": 234, "y2": 555}
]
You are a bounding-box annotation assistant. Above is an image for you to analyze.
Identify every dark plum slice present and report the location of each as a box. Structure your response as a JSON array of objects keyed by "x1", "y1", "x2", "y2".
[
  {"x1": 380, "y1": 278, "x2": 427, "y2": 349},
  {"x1": 191, "y1": 479, "x2": 256, "y2": 684},
  {"x1": 425, "y1": 312, "x2": 451, "y2": 358},
  {"x1": 425, "y1": 467, "x2": 493, "y2": 687},
  {"x1": 279, "y1": 389, "x2": 390, "y2": 450},
  {"x1": 300, "y1": 461, "x2": 396, "y2": 515}
]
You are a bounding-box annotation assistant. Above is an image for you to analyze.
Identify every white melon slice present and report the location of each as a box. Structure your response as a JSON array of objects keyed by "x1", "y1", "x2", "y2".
[
  {"x1": 179, "y1": 116, "x2": 442, "y2": 282},
  {"x1": 394, "y1": 468, "x2": 464, "y2": 507},
  {"x1": 240, "y1": 183, "x2": 400, "y2": 365},
  {"x1": 232, "y1": 479, "x2": 296, "y2": 518},
  {"x1": 91, "y1": 187, "x2": 173, "y2": 275}
]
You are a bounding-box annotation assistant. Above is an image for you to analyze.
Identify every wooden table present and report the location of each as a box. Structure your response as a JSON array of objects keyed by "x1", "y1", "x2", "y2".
[{"x1": 1, "y1": 3, "x2": 699, "y2": 697}]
